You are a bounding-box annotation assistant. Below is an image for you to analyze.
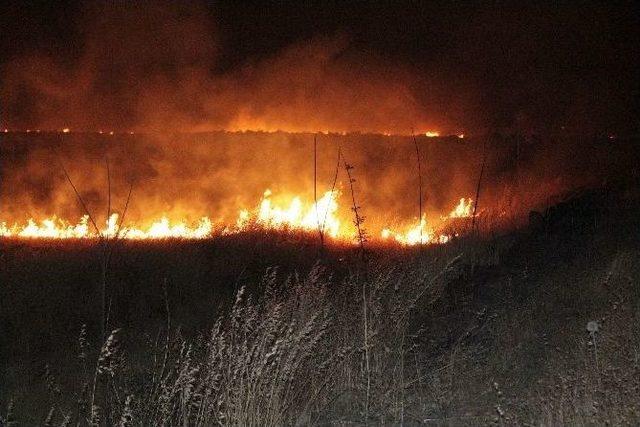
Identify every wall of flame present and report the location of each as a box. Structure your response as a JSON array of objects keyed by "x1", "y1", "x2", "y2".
[{"x1": 1, "y1": 131, "x2": 634, "y2": 243}]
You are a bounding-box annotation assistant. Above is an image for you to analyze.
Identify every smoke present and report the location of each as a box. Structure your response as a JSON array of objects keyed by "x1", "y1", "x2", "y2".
[
  {"x1": 2, "y1": 2, "x2": 638, "y2": 135},
  {"x1": 0, "y1": 1, "x2": 473, "y2": 135}
]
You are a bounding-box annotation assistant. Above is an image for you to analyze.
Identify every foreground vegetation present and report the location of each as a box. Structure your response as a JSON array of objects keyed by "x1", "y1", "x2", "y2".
[{"x1": 1, "y1": 188, "x2": 640, "y2": 425}]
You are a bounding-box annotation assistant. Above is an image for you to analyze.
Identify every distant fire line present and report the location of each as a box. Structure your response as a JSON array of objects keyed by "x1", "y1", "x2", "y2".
[{"x1": 1, "y1": 129, "x2": 466, "y2": 138}]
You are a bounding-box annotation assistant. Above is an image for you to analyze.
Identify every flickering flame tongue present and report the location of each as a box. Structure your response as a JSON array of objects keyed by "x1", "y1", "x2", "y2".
[{"x1": 0, "y1": 191, "x2": 472, "y2": 245}]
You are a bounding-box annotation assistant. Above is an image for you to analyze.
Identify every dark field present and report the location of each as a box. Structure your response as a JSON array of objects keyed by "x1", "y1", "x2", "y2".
[{"x1": 2, "y1": 184, "x2": 640, "y2": 425}]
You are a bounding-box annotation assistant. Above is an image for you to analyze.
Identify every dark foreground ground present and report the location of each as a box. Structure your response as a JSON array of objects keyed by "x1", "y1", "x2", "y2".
[{"x1": 1, "y1": 185, "x2": 640, "y2": 425}]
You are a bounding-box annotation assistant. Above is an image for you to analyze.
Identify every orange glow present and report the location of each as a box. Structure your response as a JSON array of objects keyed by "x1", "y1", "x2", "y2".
[
  {"x1": 1, "y1": 190, "x2": 473, "y2": 245},
  {"x1": 62, "y1": 128, "x2": 70, "y2": 133},
  {"x1": 425, "y1": 131, "x2": 440, "y2": 137}
]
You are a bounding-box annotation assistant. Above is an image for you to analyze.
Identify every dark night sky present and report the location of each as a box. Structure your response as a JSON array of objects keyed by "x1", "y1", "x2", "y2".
[{"x1": 1, "y1": 1, "x2": 638, "y2": 134}]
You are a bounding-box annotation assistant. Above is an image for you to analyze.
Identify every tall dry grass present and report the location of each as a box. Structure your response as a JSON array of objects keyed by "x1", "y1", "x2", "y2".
[
  {"x1": 3, "y1": 219, "x2": 640, "y2": 425},
  {"x1": 4, "y1": 258, "x2": 456, "y2": 426}
]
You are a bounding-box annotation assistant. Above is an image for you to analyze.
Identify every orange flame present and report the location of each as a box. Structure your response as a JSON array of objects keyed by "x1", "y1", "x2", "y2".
[
  {"x1": 380, "y1": 198, "x2": 474, "y2": 245},
  {"x1": 1, "y1": 191, "x2": 474, "y2": 245},
  {"x1": 381, "y1": 215, "x2": 448, "y2": 245},
  {"x1": 448, "y1": 198, "x2": 473, "y2": 218}
]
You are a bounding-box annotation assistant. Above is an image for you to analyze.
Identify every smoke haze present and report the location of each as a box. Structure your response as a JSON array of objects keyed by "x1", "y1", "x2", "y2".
[{"x1": 1, "y1": 1, "x2": 637, "y2": 135}]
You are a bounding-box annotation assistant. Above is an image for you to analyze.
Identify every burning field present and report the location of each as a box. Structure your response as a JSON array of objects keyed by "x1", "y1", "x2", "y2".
[
  {"x1": 1, "y1": 129, "x2": 629, "y2": 247},
  {"x1": 1, "y1": 1, "x2": 640, "y2": 425},
  {"x1": 0, "y1": 131, "x2": 481, "y2": 245},
  {"x1": 0, "y1": 189, "x2": 473, "y2": 244}
]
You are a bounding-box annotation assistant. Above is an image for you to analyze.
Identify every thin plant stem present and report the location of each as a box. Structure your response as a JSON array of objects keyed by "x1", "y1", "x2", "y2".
[
  {"x1": 321, "y1": 146, "x2": 341, "y2": 239},
  {"x1": 412, "y1": 132, "x2": 424, "y2": 245},
  {"x1": 313, "y1": 134, "x2": 324, "y2": 249},
  {"x1": 472, "y1": 138, "x2": 488, "y2": 234},
  {"x1": 342, "y1": 153, "x2": 366, "y2": 259}
]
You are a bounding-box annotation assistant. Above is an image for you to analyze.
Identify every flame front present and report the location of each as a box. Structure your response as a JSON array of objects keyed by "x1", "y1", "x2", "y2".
[
  {"x1": 1, "y1": 191, "x2": 472, "y2": 245},
  {"x1": 1, "y1": 190, "x2": 342, "y2": 241}
]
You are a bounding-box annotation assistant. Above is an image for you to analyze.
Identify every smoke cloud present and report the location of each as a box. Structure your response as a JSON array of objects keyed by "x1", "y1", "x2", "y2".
[{"x1": 0, "y1": 2, "x2": 475, "y2": 135}]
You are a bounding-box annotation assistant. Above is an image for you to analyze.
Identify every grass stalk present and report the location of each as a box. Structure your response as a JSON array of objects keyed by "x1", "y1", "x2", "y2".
[
  {"x1": 342, "y1": 153, "x2": 366, "y2": 259},
  {"x1": 472, "y1": 138, "x2": 488, "y2": 234},
  {"x1": 412, "y1": 132, "x2": 424, "y2": 246},
  {"x1": 313, "y1": 134, "x2": 325, "y2": 250}
]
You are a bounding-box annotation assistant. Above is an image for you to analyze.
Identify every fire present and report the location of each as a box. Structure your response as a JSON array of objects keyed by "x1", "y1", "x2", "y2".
[
  {"x1": 380, "y1": 216, "x2": 452, "y2": 246},
  {"x1": 425, "y1": 131, "x2": 440, "y2": 137},
  {"x1": 381, "y1": 215, "x2": 449, "y2": 245},
  {"x1": 448, "y1": 198, "x2": 473, "y2": 218},
  {"x1": 1, "y1": 190, "x2": 474, "y2": 246},
  {"x1": 254, "y1": 189, "x2": 340, "y2": 237},
  {"x1": 1, "y1": 216, "x2": 90, "y2": 239},
  {"x1": 122, "y1": 216, "x2": 213, "y2": 239},
  {"x1": 1, "y1": 190, "x2": 342, "y2": 241},
  {"x1": 380, "y1": 198, "x2": 474, "y2": 246}
]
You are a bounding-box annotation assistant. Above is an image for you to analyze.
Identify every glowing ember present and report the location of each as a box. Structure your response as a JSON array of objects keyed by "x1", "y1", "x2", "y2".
[
  {"x1": 62, "y1": 128, "x2": 70, "y2": 133},
  {"x1": 425, "y1": 131, "x2": 440, "y2": 137}
]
